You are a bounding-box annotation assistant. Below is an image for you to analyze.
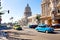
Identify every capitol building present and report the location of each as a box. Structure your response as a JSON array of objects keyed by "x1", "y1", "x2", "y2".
[
  {"x1": 18, "y1": 0, "x2": 60, "y2": 26},
  {"x1": 18, "y1": 4, "x2": 40, "y2": 26}
]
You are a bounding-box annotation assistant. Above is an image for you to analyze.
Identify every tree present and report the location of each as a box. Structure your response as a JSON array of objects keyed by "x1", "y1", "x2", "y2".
[{"x1": 36, "y1": 15, "x2": 41, "y2": 24}]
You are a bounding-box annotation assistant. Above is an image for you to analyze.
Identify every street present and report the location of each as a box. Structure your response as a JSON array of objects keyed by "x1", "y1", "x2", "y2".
[
  {"x1": 1, "y1": 27, "x2": 60, "y2": 40},
  {"x1": 0, "y1": 0, "x2": 60, "y2": 40}
]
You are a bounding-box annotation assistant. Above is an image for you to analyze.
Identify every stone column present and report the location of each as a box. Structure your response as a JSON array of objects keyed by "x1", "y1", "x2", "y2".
[{"x1": 50, "y1": 0, "x2": 57, "y2": 25}]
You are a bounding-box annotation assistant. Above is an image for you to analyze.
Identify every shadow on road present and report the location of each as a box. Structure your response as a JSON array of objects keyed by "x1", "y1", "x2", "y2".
[
  {"x1": 38, "y1": 30, "x2": 60, "y2": 34},
  {"x1": 6, "y1": 35, "x2": 32, "y2": 40},
  {"x1": 21, "y1": 39, "x2": 32, "y2": 40},
  {"x1": 48, "y1": 31, "x2": 60, "y2": 34}
]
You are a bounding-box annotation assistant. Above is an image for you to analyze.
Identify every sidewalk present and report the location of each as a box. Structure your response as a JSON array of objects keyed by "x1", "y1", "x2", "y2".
[
  {"x1": 0, "y1": 37, "x2": 8, "y2": 40},
  {"x1": 54, "y1": 28, "x2": 60, "y2": 31}
]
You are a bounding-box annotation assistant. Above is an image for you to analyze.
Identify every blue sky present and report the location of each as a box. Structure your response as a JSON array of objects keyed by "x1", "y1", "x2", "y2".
[{"x1": 1, "y1": 0, "x2": 42, "y2": 23}]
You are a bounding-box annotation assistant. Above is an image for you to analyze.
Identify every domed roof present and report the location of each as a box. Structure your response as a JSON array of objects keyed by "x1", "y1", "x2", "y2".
[{"x1": 25, "y1": 4, "x2": 31, "y2": 12}]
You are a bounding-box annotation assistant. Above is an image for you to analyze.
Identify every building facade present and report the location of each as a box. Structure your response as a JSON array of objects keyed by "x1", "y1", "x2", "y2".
[
  {"x1": 28, "y1": 14, "x2": 40, "y2": 25},
  {"x1": 19, "y1": 4, "x2": 32, "y2": 26},
  {"x1": 18, "y1": 4, "x2": 41, "y2": 26},
  {"x1": 40, "y1": 0, "x2": 60, "y2": 26},
  {"x1": 24, "y1": 4, "x2": 32, "y2": 17}
]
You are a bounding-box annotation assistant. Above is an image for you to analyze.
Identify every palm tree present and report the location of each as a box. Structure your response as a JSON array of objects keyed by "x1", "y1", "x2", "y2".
[{"x1": 36, "y1": 15, "x2": 41, "y2": 24}]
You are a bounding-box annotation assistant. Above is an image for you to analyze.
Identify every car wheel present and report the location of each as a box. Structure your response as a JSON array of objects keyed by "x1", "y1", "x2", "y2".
[{"x1": 46, "y1": 31, "x2": 48, "y2": 33}]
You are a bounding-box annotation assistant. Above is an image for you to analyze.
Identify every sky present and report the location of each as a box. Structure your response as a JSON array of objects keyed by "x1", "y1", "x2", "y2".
[{"x1": 1, "y1": 0, "x2": 42, "y2": 23}]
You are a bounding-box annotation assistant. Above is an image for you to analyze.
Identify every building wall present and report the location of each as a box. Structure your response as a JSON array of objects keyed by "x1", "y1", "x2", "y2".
[
  {"x1": 41, "y1": 0, "x2": 60, "y2": 25},
  {"x1": 28, "y1": 14, "x2": 39, "y2": 25}
]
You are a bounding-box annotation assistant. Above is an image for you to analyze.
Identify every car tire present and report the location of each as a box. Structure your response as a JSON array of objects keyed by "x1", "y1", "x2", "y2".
[{"x1": 46, "y1": 31, "x2": 48, "y2": 33}]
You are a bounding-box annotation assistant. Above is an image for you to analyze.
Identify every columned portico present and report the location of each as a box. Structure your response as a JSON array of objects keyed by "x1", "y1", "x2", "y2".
[{"x1": 41, "y1": 0, "x2": 60, "y2": 27}]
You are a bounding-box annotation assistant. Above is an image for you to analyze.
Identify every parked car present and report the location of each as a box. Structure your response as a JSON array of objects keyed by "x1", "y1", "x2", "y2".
[
  {"x1": 29, "y1": 25, "x2": 38, "y2": 28},
  {"x1": 0, "y1": 26, "x2": 8, "y2": 30},
  {"x1": 52, "y1": 24, "x2": 60, "y2": 28},
  {"x1": 13, "y1": 25, "x2": 22, "y2": 30},
  {"x1": 35, "y1": 24, "x2": 54, "y2": 33}
]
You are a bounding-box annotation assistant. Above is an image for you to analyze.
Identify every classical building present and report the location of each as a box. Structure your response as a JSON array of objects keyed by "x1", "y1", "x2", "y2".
[
  {"x1": 19, "y1": 16, "x2": 28, "y2": 26},
  {"x1": 19, "y1": 4, "x2": 32, "y2": 26},
  {"x1": 24, "y1": 4, "x2": 32, "y2": 17},
  {"x1": 40, "y1": 0, "x2": 60, "y2": 26},
  {"x1": 28, "y1": 14, "x2": 40, "y2": 25},
  {"x1": 18, "y1": 4, "x2": 41, "y2": 26}
]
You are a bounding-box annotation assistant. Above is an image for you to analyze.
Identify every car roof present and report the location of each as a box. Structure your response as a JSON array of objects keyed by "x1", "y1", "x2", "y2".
[
  {"x1": 38, "y1": 24, "x2": 47, "y2": 26},
  {"x1": 52, "y1": 24, "x2": 60, "y2": 26}
]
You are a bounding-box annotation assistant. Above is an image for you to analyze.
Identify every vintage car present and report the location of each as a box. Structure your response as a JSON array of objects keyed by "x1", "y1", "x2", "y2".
[
  {"x1": 35, "y1": 24, "x2": 54, "y2": 33},
  {"x1": 29, "y1": 25, "x2": 38, "y2": 28},
  {"x1": 52, "y1": 24, "x2": 60, "y2": 28},
  {"x1": 13, "y1": 25, "x2": 22, "y2": 30}
]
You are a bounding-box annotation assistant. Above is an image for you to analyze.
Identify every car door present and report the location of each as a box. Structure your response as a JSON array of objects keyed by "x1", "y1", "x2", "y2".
[
  {"x1": 41, "y1": 26, "x2": 45, "y2": 32},
  {"x1": 38, "y1": 26, "x2": 45, "y2": 32}
]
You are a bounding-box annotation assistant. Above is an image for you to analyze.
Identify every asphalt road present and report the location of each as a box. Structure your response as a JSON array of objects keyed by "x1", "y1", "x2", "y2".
[{"x1": 1, "y1": 27, "x2": 60, "y2": 40}]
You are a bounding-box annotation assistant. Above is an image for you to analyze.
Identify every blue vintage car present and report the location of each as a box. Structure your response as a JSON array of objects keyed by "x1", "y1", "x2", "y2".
[{"x1": 35, "y1": 24, "x2": 54, "y2": 33}]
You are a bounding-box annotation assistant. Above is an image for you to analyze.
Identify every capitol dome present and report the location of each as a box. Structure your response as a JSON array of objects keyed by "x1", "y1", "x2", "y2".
[{"x1": 25, "y1": 4, "x2": 31, "y2": 12}]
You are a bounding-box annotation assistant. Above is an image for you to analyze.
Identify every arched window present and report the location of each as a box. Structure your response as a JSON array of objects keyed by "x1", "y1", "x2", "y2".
[{"x1": 58, "y1": 9, "x2": 60, "y2": 13}]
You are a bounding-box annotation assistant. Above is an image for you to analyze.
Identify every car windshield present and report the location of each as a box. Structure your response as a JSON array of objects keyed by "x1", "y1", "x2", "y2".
[
  {"x1": 38, "y1": 24, "x2": 47, "y2": 27},
  {"x1": 39, "y1": 25, "x2": 46, "y2": 27}
]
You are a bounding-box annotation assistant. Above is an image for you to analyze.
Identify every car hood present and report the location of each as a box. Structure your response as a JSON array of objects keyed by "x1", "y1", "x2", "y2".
[
  {"x1": 45, "y1": 27, "x2": 54, "y2": 30},
  {"x1": 35, "y1": 27, "x2": 54, "y2": 30}
]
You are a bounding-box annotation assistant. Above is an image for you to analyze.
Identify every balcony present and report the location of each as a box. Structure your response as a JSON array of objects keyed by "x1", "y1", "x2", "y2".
[
  {"x1": 52, "y1": 13, "x2": 60, "y2": 20},
  {"x1": 57, "y1": 13, "x2": 60, "y2": 16}
]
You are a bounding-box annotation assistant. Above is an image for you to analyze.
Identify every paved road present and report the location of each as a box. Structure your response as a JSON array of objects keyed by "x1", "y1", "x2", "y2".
[{"x1": 1, "y1": 27, "x2": 60, "y2": 40}]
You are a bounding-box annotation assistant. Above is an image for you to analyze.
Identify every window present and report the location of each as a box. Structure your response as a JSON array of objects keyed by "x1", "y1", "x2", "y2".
[
  {"x1": 56, "y1": 0, "x2": 59, "y2": 4},
  {"x1": 58, "y1": 10, "x2": 60, "y2": 13}
]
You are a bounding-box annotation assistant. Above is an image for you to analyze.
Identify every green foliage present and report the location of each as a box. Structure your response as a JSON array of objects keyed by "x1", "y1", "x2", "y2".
[
  {"x1": 0, "y1": 24, "x2": 1, "y2": 27},
  {"x1": 0, "y1": 12, "x2": 4, "y2": 15},
  {"x1": 36, "y1": 15, "x2": 41, "y2": 24},
  {"x1": 36, "y1": 15, "x2": 40, "y2": 21}
]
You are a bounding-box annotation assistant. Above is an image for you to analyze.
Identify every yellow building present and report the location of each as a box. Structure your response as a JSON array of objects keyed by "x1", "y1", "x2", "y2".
[{"x1": 40, "y1": 0, "x2": 60, "y2": 26}]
